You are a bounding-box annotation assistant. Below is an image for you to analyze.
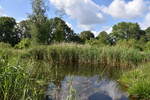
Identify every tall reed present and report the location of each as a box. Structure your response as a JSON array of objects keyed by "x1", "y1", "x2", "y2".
[{"x1": 24, "y1": 43, "x2": 150, "y2": 68}]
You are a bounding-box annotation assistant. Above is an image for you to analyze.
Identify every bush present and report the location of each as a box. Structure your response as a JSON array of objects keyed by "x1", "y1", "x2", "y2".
[
  {"x1": 144, "y1": 41, "x2": 150, "y2": 51},
  {"x1": 116, "y1": 39, "x2": 143, "y2": 51},
  {"x1": 15, "y1": 38, "x2": 31, "y2": 49}
]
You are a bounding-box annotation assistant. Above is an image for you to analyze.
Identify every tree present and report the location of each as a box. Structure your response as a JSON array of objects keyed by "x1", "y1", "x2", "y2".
[
  {"x1": 17, "y1": 20, "x2": 32, "y2": 39},
  {"x1": 0, "y1": 17, "x2": 20, "y2": 46},
  {"x1": 97, "y1": 31, "x2": 109, "y2": 45},
  {"x1": 29, "y1": 0, "x2": 49, "y2": 44},
  {"x1": 49, "y1": 17, "x2": 76, "y2": 43},
  {"x1": 110, "y1": 22, "x2": 144, "y2": 43},
  {"x1": 69, "y1": 34, "x2": 83, "y2": 43},
  {"x1": 79, "y1": 31, "x2": 94, "y2": 42},
  {"x1": 145, "y1": 27, "x2": 150, "y2": 41}
]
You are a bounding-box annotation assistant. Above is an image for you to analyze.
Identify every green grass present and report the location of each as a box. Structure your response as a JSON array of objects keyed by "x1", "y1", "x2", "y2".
[
  {"x1": 0, "y1": 54, "x2": 52, "y2": 100},
  {"x1": 119, "y1": 63, "x2": 150, "y2": 99}
]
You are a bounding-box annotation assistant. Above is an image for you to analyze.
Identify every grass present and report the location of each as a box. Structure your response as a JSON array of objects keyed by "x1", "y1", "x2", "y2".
[
  {"x1": 0, "y1": 57, "x2": 28, "y2": 100},
  {"x1": 0, "y1": 54, "x2": 53, "y2": 100},
  {"x1": 119, "y1": 63, "x2": 150, "y2": 99}
]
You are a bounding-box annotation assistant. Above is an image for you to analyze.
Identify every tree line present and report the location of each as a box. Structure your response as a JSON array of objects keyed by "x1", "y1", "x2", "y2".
[{"x1": 0, "y1": 0, "x2": 150, "y2": 50}]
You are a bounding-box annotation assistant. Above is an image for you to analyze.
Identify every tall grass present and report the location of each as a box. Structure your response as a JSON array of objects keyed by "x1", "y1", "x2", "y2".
[
  {"x1": 0, "y1": 57, "x2": 28, "y2": 100},
  {"x1": 0, "y1": 49, "x2": 48, "y2": 100},
  {"x1": 119, "y1": 63, "x2": 150, "y2": 99},
  {"x1": 24, "y1": 43, "x2": 150, "y2": 68}
]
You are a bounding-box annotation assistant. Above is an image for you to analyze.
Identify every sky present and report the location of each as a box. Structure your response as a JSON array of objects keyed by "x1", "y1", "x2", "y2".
[{"x1": 0, "y1": 0, "x2": 150, "y2": 36}]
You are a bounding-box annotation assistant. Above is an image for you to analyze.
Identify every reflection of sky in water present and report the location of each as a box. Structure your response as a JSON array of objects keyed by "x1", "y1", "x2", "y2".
[{"x1": 46, "y1": 76, "x2": 128, "y2": 100}]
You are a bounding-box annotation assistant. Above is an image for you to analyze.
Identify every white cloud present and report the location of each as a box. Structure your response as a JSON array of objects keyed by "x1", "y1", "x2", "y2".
[
  {"x1": 91, "y1": 30, "x2": 100, "y2": 37},
  {"x1": 91, "y1": 26, "x2": 112, "y2": 37},
  {"x1": 140, "y1": 13, "x2": 150, "y2": 29},
  {"x1": 106, "y1": 27, "x2": 112, "y2": 34},
  {"x1": 102, "y1": 0, "x2": 148, "y2": 19},
  {"x1": 66, "y1": 21, "x2": 73, "y2": 29},
  {"x1": 50, "y1": 0, "x2": 105, "y2": 30},
  {"x1": 100, "y1": 26, "x2": 113, "y2": 34}
]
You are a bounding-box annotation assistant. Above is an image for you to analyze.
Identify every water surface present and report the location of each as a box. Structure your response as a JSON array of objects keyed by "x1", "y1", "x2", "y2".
[{"x1": 44, "y1": 65, "x2": 129, "y2": 100}]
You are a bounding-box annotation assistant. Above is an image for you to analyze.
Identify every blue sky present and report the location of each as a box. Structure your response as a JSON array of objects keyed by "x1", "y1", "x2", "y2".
[{"x1": 0, "y1": 0, "x2": 150, "y2": 35}]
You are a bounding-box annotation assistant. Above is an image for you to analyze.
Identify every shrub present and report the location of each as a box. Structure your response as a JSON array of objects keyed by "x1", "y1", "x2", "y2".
[
  {"x1": 116, "y1": 39, "x2": 143, "y2": 51},
  {"x1": 15, "y1": 38, "x2": 31, "y2": 49}
]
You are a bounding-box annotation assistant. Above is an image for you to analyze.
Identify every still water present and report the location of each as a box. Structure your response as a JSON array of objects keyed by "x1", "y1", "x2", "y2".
[{"x1": 44, "y1": 65, "x2": 128, "y2": 100}]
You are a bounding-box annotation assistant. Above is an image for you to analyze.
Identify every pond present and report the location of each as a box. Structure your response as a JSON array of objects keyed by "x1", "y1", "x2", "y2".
[{"x1": 43, "y1": 65, "x2": 129, "y2": 100}]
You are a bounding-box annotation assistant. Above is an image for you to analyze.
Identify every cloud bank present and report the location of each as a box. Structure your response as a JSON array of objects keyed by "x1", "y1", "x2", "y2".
[
  {"x1": 50, "y1": 0, "x2": 105, "y2": 29},
  {"x1": 50, "y1": 0, "x2": 150, "y2": 32},
  {"x1": 102, "y1": 0, "x2": 148, "y2": 19}
]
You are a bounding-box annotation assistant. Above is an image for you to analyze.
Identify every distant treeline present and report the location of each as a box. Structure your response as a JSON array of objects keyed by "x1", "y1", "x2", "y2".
[
  {"x1": 0, "y1": 0, "x2": 150, "y2": 51},
  {"x1": 1, "y1": 16, "x2": 150, "y2": 50}
]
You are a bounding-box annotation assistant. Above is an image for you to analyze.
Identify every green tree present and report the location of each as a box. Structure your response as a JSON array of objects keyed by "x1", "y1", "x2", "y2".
[
  {"x1": 145, "y1": 27, "x2": 150, "y2": 41},
  {"x1": 17, "y1": 20, "x2": 32, "y2": 38},
  {"x1": 69, "y1": 34, "x2": 83, "y2": 43},
  {"x1": 97, "y1": 31, "x2": 109, "y2": 45},
  {"x1": 110, "y1": 22, "x2": 144, "y2": 43},
  {"x1": 29, "y1": 0, "x2": 49, "y2": 44},
  {"x1": 79, "y1": 31, "x2": 95, "y2": 42},
  {"x1": 49, "y1": 17, "x2": 75, "y2": 43},
  {"x1": 0, "y1": 17, "x2": 19, "y2": 46}
]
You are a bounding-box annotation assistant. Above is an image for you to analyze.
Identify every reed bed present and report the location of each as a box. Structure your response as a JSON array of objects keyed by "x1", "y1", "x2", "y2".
[{"x1": 24, "y1": 43, "x2": 150, "y2": 68}]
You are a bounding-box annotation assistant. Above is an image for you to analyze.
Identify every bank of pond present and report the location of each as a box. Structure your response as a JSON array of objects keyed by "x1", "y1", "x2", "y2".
[{"x1": 0, "y1": 43, "x2": 150, "y2": 100}]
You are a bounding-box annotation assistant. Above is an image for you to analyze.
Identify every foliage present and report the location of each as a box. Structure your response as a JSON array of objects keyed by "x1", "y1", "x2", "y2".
[
  {"x1": 0, "y1": 17, "x2": 20, "y2": 46},
  {"x1": 49, "y1": 17, "x2": 76, "y2": 43},
  {"x1": 116, "y1": 39, "x2": 144, "y2": 51},
  {"x1": 29, "y1": 0, "x2": 49, "y2": 44},
  {"x1": 96, "y1": 31, "x2": 110, "y2": 45},
  {"x1": 79, "y1": 31, "x2": 95, "y2": 42},
  {"x1": 143, "y1": 41, "x2": 150, "y2": 51},
  {"x1": 16, "y1": 20, "x2": 32, "y2": 38},
  {"x1": 145, "y1": 27, "x2": 150, "y2": 41},
  {"x1": 15, "y1": 38, "x2": 31, "y2": 49},
  {"x1": 119, "y1": 63, "x2": 150, "y2": 99},
  {"x1": 110, "y1": 22, "x2": 145, "y2": 43}
]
